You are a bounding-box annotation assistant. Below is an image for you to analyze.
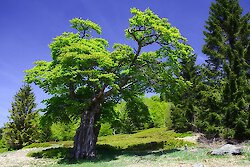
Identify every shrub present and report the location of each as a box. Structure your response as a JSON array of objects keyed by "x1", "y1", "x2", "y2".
[
  {"x1": 99, "y1": 123, "x2": 113, "y2": 136},
  {"x1": 0, "y1": 139, "x2": 5, "y2": 149},
  {"x1": 51, "y1": 121, "x2": 79, "y2": 141},
  {"x1": 144, "y1": 96, "x2": 172, "y2": 129}
]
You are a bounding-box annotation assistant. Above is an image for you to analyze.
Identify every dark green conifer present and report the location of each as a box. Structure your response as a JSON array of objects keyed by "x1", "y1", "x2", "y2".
[
  {"x1": 203, "y1": 0, "x2": 250, "y2": 139},
  {"x1": 3, "y1": 85, "x2": 39, "y2": 149},
  {"x1": 171, "y1": 54, "x2": 201, "y2": 132}
]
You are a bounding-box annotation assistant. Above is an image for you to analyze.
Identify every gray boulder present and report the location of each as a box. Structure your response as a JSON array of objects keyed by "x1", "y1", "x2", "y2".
[{"x1": 210, "y1": 144, "x2": 242, "y2": 155}]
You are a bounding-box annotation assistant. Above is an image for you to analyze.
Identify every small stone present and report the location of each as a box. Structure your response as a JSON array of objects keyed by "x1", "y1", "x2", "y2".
[
  {"x1": 184, "y1": 144, "x2": 188, "y2": 150},
  {"x1": 210, "y1": 144, "x2": 242, "y2": 155},
  {"x1": 193, "y1": 163, "x2": 204, "y2": 167}
]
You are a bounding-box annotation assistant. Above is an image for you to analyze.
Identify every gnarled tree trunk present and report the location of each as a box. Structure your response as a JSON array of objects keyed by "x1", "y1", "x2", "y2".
[{"x1": 72, "y1": 102, "x2": 101, "y2": 159}]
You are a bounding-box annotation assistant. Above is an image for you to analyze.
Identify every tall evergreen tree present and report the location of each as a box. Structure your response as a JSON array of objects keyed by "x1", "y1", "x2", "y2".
[
  {"x1": 171, "y1": 54, "x2": 201, "y2": 132},
  {"x1": 3, "y1": 85, "x2": 39, "y2": 149},
  {"x1": 195, "y1": 66, "x2": 224, "y2": 138},
  {"x1": 203, "y1": 0, "x2": 250, "y2": 139}
]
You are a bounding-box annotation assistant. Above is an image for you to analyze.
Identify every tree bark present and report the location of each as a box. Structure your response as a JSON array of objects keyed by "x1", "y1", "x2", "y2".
[{"x1": 72, "y1": 102, "x2": 101, "y2": 159}]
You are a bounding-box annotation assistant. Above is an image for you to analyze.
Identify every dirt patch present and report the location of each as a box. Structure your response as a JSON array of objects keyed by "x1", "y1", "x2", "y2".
[
  {"x1": 0, "y1": 147, "x2": 56, "y2": 167},
  {"x1": 177, "y1": 133, "x2": 202, "y2": 144}
]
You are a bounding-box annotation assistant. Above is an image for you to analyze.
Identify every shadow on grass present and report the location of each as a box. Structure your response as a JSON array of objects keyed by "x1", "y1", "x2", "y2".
[{"x1": 30, "y1": 142, "x2": 181, "y2": 165}]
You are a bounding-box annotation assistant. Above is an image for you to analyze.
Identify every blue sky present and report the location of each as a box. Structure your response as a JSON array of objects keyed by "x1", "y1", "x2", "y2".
[{"x1": 0, "y1": 0, "x2": 249, "y2": 127}]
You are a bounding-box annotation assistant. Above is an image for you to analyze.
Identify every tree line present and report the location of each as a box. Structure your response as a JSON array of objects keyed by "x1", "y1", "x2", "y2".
[
  {"x1": 0, "y1": 0, "x2": 249, "y2": 159},
  {"x1": 171, "y1": 0, "x2": 250, "y2": 140}
]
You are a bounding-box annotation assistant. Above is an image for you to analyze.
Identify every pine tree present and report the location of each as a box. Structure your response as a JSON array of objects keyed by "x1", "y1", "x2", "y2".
[
  {"x1": 3, "y1": 85, "x2": 40, "y2": 149},
  {"x1": 202, "y1": 0, "x2": 250, "y2": 139},
  {"x1": 195, "y1": 68, "x2": 224, "y2": 138},
  {"x1": 171, "y1": 54, "x2": 201, "y2": 132}
]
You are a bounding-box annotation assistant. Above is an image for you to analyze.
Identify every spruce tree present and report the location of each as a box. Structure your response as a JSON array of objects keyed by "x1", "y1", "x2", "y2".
[
  {"x1": 171, "y1": 54, "x2": 201, "y2": 132},
  {"x1": 3, "y1": 85, "x2": 39, "y2": 149},
  {"x1": 203, "y1": 0, "x2": 250, "y2": 139},
  {"x1": 195, "y1": 66, "x2": 224, "y2": 138}
]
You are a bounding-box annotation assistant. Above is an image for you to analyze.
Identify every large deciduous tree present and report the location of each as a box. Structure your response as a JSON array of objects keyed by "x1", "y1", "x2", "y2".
[
  {"x1": 3, "y1": 85, "x2": 39, "y2": 149},
  {"x1": 25, "y1": 8, "x2": 192, "y2": 159},
  {"x1": 202, "y1": 0, "x2": 250, "y2": 139}
]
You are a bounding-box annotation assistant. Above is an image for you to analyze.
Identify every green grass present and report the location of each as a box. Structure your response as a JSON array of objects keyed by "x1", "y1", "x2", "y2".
[
  {"x1": 163, "y1": 148, "x2": 212, "y2": 161},
  {"x1": 28, "y1": 147, "x2": 70, "y2": 159},
  {"x1": 98, "y1": 128, "x2": 194, "y2": 151},
  {"x1": 242, "y1": 147, "x2": 250, "y2": 162},
  {"x1": 24, "y1": 142, "x2": 52, "y2": 148},
  {"x1": 0, "y1": 148, "x2": 8, "y2": 153},
  {"x1": 28, "y1": 128, "x2": 194, "y2": 162},
  {"x1": 54, "y1": 141, "x2": 74, "y2": 148},
  {"x1": 244, "y1": 141, "x2": 250, "y2": 146},
  {"x1": 24, "y1": 140, "x2": 75, "y2": 149},
  {"x1": 25, "y1": 128, "x2": 250, "y2": 167}
]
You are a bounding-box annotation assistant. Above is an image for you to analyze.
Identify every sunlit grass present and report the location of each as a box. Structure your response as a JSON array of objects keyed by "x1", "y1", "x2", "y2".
[
  {"x1": 0, "y1": 148, "x2": 8, "y2": 153},
  {"x1": 24, "y1": 128, "x2": 250, "y2": 167},
  {"x1": 28, "y1": 128, "x2": 194, "y2": 161},
  {"x1": 98, "y1": 128, "x2": 194, "y2": 151},
  {"x1": 24, "y1": 142, "x2": 52, "y2": 149}
]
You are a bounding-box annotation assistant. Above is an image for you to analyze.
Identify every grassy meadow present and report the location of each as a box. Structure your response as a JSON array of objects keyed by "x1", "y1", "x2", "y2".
[{"x1": 25, "y1": 128, "x2": 250, "y2": 167}]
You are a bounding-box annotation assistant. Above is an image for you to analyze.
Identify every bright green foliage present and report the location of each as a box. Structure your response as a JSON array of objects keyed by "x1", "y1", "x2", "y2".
[
  {"x1": 144, "y1": 96, "x2": 172, "y2": 128},
  {"x1": 113, "y1": 98, "x2": 153, "y2": 134},
  {"x1": 201, "y1": 0, "x2": 250, "y2": 139},
  {"x1": 125, "y1": 8, "x2": 192, "y2": 96},
  {"x1": 51, "y1": 121, "x2": 79, "y2": 141},
  {"x1": 3, "y1": 85, "x2": 40, "y2": 149},
  {"x1": 25, "y1": 28, "x2": 111, "y2": 122},
  {"x1": 37, "y1": 116, "x2": 79, "y2": 142},
  {"x1": 0, "y1": 139, "x2": 5, "y2": 149},
  {"x1": 123, "y1": 97, "x2": 153, "y2": 131},
  {"x1": 99, "y1": 123, "x2": 113, "y2": 136},
  {"x1": 112, "y1": 96, "x2": 171, "y2": 134},
  {"x1": 70, "y1": 18, "x2": 102, "y2": 37}
]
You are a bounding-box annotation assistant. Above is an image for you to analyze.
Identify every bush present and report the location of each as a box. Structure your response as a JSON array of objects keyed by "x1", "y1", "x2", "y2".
[
  {"x1": 113, "y1": 97, "x2": 153, "y2": 134},
  {"x1": 0, "y1": 139, "x2": 7, "y2": 153},
  {"x1": 144, "y1": 96, "x2": 172, "y2": 129},
  {"x1": 0, "y1": 139, "x2": 5, "y2": 149},
  {"x1": 51, "y1": 121, "x2": 79, "y2": 141},
  {"x1": 112, "y1": 96, "x2": 172, "y2": 134},
  {"x1": 99, "y1": 123, "x2": 113, "y2": 136}
]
